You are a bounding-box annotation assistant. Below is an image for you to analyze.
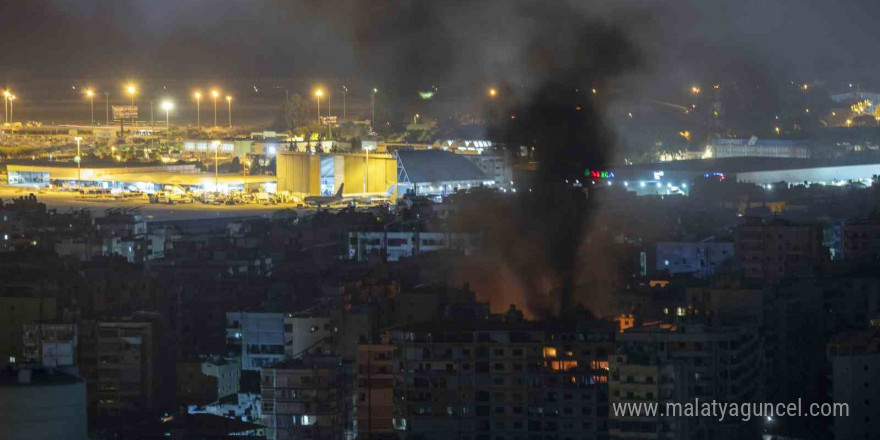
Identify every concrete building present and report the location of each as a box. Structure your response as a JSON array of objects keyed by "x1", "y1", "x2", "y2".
[
  {"x1": 178, "y1": 356, "x2": 242, "y2": 405},
  {"x1": 0, "y1": 366, "x2": 88, "y2": 440},
  {"x1": 356, "y1": 342, "x2": 395, "y2": 439},
  {"x1": 459, "y1": 150, "x2": 513, "y2": 190},
  {"x1": 226, "y1": 312, "x2": 285, "y2": 371},
  {"x1": 826, "y1": 330, "x2": 880, "y2": 440},
  {"x1": 396, "y1": 149, "x2": 492, "y2": 195},
  {"x1": 735, "y1": 218, "x2": 826, "y2": 281},
  {"x1": 611, "y1": 321, "x2": 762, "y2": 440},
  {"x1": 348, "y1": 231, "x2": 482, "y2": 262},
  {"x1": 285, "y1": 315, "x2": 336, "y2": 360},
  {"x1": 389, "y1": 319, "x2": 616, "y2": 440},
  {"x1": 79, "y1": 321, "x2": 157, "y2": 412},
  {"x1": 4, "y1": 161, "x2": 275, "y2": 192},
  {"x1": 0, "y1": 295, "x2": 57, "y2": 367},
  {"x1": 275, "y1": 151, "x2": 398, "y2": 196},
  {"x1": 709, "y1": 138, "x2": 810, "y2": 159},
  {"x1": 842, "y1": 218, "x2": 880, "y2": 262},
  {"x1": 260, "y1": 356, "x2": 351, "y2": 440},
  {"x1": 22, "y1": 323, "x2": 77, "y2": 367},
  {"x1": 654, "y1": 241, "x2": 734, "y2": 278}
]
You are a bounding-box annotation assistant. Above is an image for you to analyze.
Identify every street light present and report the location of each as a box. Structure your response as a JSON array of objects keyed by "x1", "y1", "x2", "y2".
[
  {"x1": 2, "y1": 90, "x2": 10, "y2": 124},
  {"x1": 489, "y1": 88, "x2": 498, "y2": 98},
  {"x1": 315, "y1": 89, "x2": 324, "y2": 123},
  {"x1": 74, "y1": 136, "x2": 83, "y2": 182},
  {"x1": 194, "y1": 92, "x2": 202, "y2": 129},
  {"x1": 691, "y1": 86, "x2": 701, "y2": 94},
  {"x1": 161, "y1": 100, "x2": 174, "y2": 141},
  {"x1": 211, "y1": 89, "x2": 220, "y2": 127},
  {"x1": 371, "y1": 88, "x2": 378, "y2": 131},
  {"x1": 8, "y1": 95, "x2": 15, "y2": 122},
  {"x1": 126, "y1": 84, "x2": 137, "y2": 106},
  {"x1": 211, "y1": 140, "x2": 221, "y2": 192},
  {"x1": 226, "y1": 95, "x2": 232, "y2": 128},
  {"x1": 85, "y1": 89, "x2": 95, "y2": 125},
  {"x1": 342, "y1": 85, "x2": 348, "y2": 119}
]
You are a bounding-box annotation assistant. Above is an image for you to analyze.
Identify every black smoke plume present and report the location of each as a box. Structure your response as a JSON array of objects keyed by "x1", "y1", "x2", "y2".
[{"x1": 350, "y1": 1, "x2": 643, "y2": 317}]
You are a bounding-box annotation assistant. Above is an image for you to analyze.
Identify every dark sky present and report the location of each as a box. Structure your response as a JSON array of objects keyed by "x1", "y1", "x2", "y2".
[{"x1": 2, "y1": 0, "x2": 879, "y2": 89}]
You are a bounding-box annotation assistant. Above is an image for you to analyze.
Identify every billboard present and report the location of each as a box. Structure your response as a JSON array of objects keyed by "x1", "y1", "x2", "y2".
[
  {"x1": 320, "y1": 116, "x2": 338, "y2": 126},
  {"x1": 112, "y1": 105, "x2": 138, "y2": 120}
]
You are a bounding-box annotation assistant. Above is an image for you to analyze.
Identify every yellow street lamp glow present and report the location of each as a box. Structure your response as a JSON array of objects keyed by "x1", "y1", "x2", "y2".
[
  {"x1": 591, "y1": 88, "x2": 597, "y2": 94},
  {"x1": 315, "y1": 89, "x2": 324, "y2": 97},
  {"x1": 489, "y1": 88, "x2": 497, "y2": 97},
  {"x1": 126, "y1": 85, "x2": 136, "y2": 95},
  {"x1": 211, "y1": 90, "x2": 219, "y2": 98},
  {"x1": 691, "y1": 86, "x2": 701, "y2": 94},
  {"x1": 9, "y1": 95, "x2": 15, "y2": 101},
  {"x1": 226, "y1": 95, "x2": 232, "y2": 102},
  {"x1": 161, "y1": 100, "x2": 174, "y2": 111},
  {"x1": 85, "y1": 89, "x2": 94, "y2": 97},
  {"x1": 2, "y1": 90, "x2": 9, "y2": 98},
  {"x1": 194, "y1": 92, "x2": 202, "y2": 99}
]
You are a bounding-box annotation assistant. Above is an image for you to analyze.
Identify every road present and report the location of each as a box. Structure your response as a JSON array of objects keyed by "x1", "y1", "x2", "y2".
[{"x1": 0, "y1": 185, "x2": 309, "y2": 222}]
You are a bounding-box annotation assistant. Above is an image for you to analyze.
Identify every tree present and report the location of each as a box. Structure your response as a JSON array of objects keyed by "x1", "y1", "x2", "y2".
[{"x1": 274, "y1": 94, "x2": 311, "y2": 131}]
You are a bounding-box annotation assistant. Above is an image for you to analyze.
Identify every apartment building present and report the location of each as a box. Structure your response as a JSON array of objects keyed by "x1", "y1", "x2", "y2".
[
  {"x1": 79, "y1": 321, "x2": 156, "y2": 412},
  {"x1": 260, "y1": 356, "x2": 352, "y2": 440},
  {"x1": 736, "y1": 218, "x2": 826, "y2": 281},
  {"x1": 227, "y1": 312, "x2": 285, "y2": 371},
  {"x1": 389, "y1": 319, "x2": 617, "y2": 440},
  {"x1": 356, "y1": 342, "x2": 395, "y2": 439},
  {"x1": 610, "y1": 320, "x2": 761, "y2": 440},
  {"x1": 826, "y1": 330, "x2": 880, "y2": 440}
]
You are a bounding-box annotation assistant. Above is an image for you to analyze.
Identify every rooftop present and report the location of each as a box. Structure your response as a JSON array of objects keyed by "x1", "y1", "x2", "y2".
[{"x1": 396, "y1": 150, "x2": 488, "y2": 183}]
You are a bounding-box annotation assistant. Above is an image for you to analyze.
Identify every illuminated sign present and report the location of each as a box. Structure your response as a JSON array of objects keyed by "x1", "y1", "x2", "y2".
[
  {"x1": 586, "y1": 170, "x2": 614, "y2": 179},
  {"x1": 703, "y1": 172, "x2": 725, "y2": 180}
]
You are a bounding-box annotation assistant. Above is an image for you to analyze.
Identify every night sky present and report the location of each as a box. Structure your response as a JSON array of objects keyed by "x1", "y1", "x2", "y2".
[{"x1": 2, "y1": 0, "x2": 880, "y2": 90}]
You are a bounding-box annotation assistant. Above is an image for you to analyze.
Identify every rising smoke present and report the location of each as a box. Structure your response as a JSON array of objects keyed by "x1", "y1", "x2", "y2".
[{"x1": 348, "y1": 0, "x2": 643, "y2": 317}]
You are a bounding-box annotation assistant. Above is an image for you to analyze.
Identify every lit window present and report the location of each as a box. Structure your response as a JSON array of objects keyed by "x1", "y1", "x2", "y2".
[{"x1": 542, "y1": 347, "x2": 557, "y2": 358}]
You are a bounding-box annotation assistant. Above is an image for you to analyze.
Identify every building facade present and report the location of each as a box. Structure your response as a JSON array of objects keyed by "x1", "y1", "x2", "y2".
[{"x1": 389, "y1": 320, "x2": 616, "y2": 440}]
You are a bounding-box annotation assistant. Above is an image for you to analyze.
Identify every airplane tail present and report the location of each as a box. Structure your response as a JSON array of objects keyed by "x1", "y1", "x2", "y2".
[{"x1": 335, "y1": 183, "x2": 345, "y2": 197}]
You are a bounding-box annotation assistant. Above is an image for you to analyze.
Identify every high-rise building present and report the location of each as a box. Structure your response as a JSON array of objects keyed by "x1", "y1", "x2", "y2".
[
  {"x1": 0, "y1": 295, "x2": 57, "y2": 367},
  {"x1": 22, "y1": 323, "x2": 77, "y2": 367},
  {"x1": 227, "y1": 312, "x2": 285, "y2": 371},
  {"x1": 356, "y1": 341, "x2": 395, "y2": 439},
  {"x1": 826, "y1": 330, "x2": 880, "y2": 440},
  {"x1": 736, "y1": 218, "x2": 826, "y2": 281},
  {"x1": 610, "y1": 320, "x2": 762, "y2": 440},
  {"x1": 79, "y1": 321, "x2": 156, "y2": 412},
  {"x1": 260, "y1": 356, "x2": 351, "y2": 440},
  {"x1": 389, "y1": 319, "x2": 616, "y2": 440}
]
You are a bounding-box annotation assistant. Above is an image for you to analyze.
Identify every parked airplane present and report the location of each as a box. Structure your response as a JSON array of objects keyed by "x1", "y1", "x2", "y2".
[
  {"x1": 304, "y1": 183, "x2": 347, "y2": 207},
  {"x1": 304, "y1": 183, "x2": 398, "y2": 207}
]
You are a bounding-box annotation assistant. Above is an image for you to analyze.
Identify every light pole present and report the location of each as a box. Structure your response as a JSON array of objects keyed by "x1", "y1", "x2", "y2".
[
  {"x1": 85, "y1": 89, "x2": 95, "y2": 125},
  {"x1": 194, "y1": 92, "x2": 202, "y2": 129},
  {"x1": 104, "y1": 92, "x2": 110, "y2": 125},
  {"x1": 328, "y1": 91, "x2": 332, "y2": 140},
  {"x1": 161, "y1": 100, "x2": 173, "y2": 142},
  {"x1": 342, "y1": 85, "x2": 348, "y2": 120},
  {"x1": 2, "y1": 90, "x2": 10, "y2": 124},
  {"x1": 212, "y1": 140, "x2": 220, "y2": 193},
  {"x1": 211, "y1": 90, "x2": 219, "y2": 127},
  {"x1": 371, "y1": 88, "x2": 378, "y2": 131},
  {"x1": 74, "y1": 136, "x2": 82, "y2": 182},
  {"x1": 2, "y1": 90, "x2": 9, "y2": 124},
  {"x1": 8, "y1": 95, "x2": 15, "y2": 122},
  {"x1": 315, "y1": 89, "x2": 323, "y2": 124},
  {"x1": 126, "y1": 84, "x2": 136, "y2": 106},
  {"x1": 226, "y1": 95, "x2": 232, "y2": 128}
]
